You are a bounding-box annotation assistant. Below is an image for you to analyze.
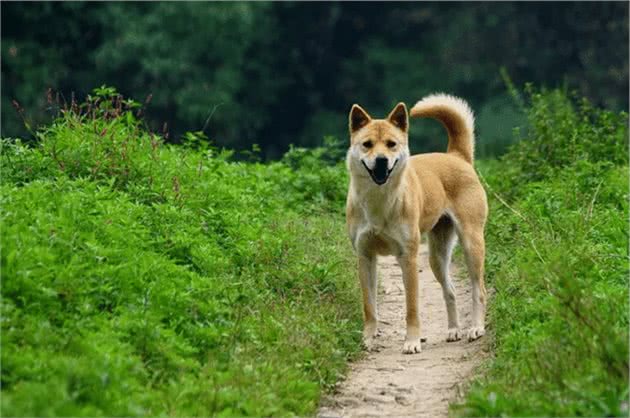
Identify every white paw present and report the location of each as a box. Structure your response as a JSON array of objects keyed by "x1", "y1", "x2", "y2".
[
  {"x1": 362, "y1": 337, "x2": 378, "y2": 352},
  {"x1": 402, "y1": 338, "x2": 422, "y2": 354},
  {"x1": 446, "y1": 328, "x2": 462, "y2": 342},
  {"x1": 363, "y1": 335, "x2": 386, "y2": 352},
  {"x1": 467, "y1": 326, "x2": 485, "y2": 341},
  {"x1": 362, "y1": 325, "x2": 380, "y2": 351},
  {"x1": 363, "y1": 325, "x2": 378, "y2": 339}
]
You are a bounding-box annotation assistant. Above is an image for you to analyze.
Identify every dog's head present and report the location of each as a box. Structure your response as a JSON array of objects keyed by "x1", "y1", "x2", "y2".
[{"x1": 346, "y1": 102, "x2": 409, "y2": 186}]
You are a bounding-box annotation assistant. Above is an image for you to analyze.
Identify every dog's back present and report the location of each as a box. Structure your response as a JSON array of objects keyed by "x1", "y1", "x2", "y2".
[{"x1": 407, "y1": 152, "x2": 486, "y2": 232}]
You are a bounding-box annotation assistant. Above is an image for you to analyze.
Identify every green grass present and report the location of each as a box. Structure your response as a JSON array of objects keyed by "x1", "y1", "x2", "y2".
[
  {"x1": 457, "y1": 88, "x2": 629, "y2": 417},
  {"x1": 1, "y1": 89, "x2": 361, "y2": 416},
  {"x1": 2, "y1": 86, "x2": 628, "y2": 417}
]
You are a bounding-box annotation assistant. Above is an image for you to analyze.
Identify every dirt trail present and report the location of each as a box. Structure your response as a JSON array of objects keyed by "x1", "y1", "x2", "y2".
[{"x1": 318, "y1": 243, "x2": 488, "y2": 418}]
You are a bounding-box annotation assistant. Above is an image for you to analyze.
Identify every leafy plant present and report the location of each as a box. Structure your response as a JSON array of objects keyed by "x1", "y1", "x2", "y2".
[
  {"x1": 0, "y1": 88, "x2": 361, "y2": 416},
  {"x1": 456, "y1": 88, "x2": 629, "y2": 417}
]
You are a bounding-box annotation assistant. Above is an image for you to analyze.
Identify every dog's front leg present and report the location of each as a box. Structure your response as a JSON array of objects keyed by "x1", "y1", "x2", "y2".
[
  {"x1": 398, "y1": 253, "x2": 421, "y2": 354},
  {"x1": 358, "y1": 254, "x2": 378, "y2": 347}
]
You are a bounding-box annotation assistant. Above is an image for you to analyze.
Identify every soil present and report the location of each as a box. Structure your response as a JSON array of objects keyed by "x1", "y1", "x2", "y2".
[{"x1": 318, "y1": 243, "x2": 489, "y2": 418}]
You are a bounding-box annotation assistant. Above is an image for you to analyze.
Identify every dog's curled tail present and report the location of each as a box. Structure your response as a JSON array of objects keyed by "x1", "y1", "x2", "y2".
[{"x1": 410, "y1": 94, "x2": 475, "y2": 164}]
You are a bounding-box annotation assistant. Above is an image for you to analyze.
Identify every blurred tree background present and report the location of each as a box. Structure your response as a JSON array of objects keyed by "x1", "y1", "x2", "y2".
[{"x1": 2, "y1": 2, "x2": 628, "y2": 159}]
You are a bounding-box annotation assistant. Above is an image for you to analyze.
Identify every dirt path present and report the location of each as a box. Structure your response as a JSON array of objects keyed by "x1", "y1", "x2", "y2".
[{"x1": 318, "y1": 243, "x2": 488, "y2": 418}]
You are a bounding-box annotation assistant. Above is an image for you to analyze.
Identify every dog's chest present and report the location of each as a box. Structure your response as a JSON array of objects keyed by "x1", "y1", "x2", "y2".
[
  {"x1": 354, "y1": 197, "x2": 410, "y2": 256},
  {"x1": 362, "y1": 199, "x2": 389, "y2": 232}
]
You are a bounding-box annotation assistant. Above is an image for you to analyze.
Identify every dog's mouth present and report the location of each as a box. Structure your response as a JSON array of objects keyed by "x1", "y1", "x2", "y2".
[{"x1": 362, "y1": 159, "x2": 399, "y2": 185}]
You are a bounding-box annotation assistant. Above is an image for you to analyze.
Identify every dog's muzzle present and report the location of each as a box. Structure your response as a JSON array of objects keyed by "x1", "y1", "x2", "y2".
[{"x1": 362, "y1": 157, "x2": 398, "y2": 185}]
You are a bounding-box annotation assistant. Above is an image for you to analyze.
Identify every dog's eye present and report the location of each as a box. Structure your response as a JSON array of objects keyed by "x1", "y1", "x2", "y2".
[
  {"x1": 386, "y1": 140, "x2": 397, "y2": 148},
  {"x1": 362, "y1": 141, "x2": 373, "y2": 149}
]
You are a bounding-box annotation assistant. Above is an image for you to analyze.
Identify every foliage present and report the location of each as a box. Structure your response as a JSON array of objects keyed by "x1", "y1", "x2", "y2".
[
  {"x1": 0, "y1": 88, "x2": 360, "y2": 416},
  {"x1": 278, "y1": 136, "x2": 348, "y2": 213},
  {"x1": 2, "y1": 2, "x2": 628, "y2": 158},
  {"x1": 2, "y1": 84, "x2": 629, "y2": 416},
  {"x1": 456, "y1": 89, "x2": 629, "y2": 416}
]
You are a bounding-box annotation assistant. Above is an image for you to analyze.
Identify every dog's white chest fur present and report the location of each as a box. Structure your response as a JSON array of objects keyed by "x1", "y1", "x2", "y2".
[
  {"x1": 361, "y1": 190, "x2": 394, "y2": 233},
  {"x1": 351, "y1": 185, "x2": 410, "y2": 256},
  {"x1": 355, "y1": 184, "x2": 381, "y2": 223}
]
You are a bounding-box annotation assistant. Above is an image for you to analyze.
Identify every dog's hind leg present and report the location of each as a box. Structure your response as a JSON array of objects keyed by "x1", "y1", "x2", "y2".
[
  {"x1": 359, "y1": 255, "x2": 378, "y2": 346},
  {"x1": 428, "y1": 216, "x2": 461, "y2": 342},
  {"x1": 456, "y1": 224, "x2": 487, "y2": 341}
]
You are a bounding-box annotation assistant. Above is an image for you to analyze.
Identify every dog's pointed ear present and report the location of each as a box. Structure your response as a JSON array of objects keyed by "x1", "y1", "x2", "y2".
[
  {"x1": 387, "y1": 102, "x2": 408, "y2": 133},
  {"x1": 349, "y1": 104, "x2": 371, "y2": 134}
]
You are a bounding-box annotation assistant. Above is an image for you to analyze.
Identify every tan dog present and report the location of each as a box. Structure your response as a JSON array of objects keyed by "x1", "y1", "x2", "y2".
[{"x1": 345, "y1": 94, "x2": 488, "y2": 354}]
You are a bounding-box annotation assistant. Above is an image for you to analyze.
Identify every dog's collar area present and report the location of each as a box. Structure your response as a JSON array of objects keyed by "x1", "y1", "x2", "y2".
[{"x1": 361, "y1": 159, "x2": 399, "y2": 186}]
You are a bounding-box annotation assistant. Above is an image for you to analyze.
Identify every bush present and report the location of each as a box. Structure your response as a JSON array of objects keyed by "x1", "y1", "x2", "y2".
[
  {"x1": 0, "y1": 88, "x2": 360, "y2": 416},
  {"x1": 457, "y1": 88, "x2": 629, "y2": 416}
]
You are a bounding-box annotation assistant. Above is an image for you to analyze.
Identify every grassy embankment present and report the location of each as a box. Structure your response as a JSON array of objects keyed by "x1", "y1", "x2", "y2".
[
  {"x1": 459, "y1": 87, "x2": 629, "y2": 417},
  {"x1": 1, "y1": 88, "x2": 362, "y2": 416}
]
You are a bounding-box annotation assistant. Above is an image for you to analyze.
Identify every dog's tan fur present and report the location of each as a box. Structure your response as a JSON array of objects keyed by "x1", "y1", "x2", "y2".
[{"x1": 345, "y1": 94, "x2": 488, "y2": 354}]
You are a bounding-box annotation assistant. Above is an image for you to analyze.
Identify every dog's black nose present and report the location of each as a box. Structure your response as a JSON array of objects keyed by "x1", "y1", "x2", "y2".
[{"x1": 375, "y1": 156, "x2": 388, "y2": 167}]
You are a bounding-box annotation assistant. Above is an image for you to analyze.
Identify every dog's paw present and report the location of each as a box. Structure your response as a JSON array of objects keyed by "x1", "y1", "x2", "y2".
[
  {"x1": 362, "y1": 324, "x2": 380, "y2": 352},
  {"x1": 402, "y1": 338, "x2": 422, "y2": 354},
  {"x1": 467, "y1": 326, "x2": 485, "y2": 341},
  {"x1": 363, "y1": 324, "x2": 378, "y2": 340},
  {"x1": 362, "y1": 336, "x2": 382, "y2": 352},
  {"x1": 446, "y1": 328, "x2": 462, "y2": 342}
]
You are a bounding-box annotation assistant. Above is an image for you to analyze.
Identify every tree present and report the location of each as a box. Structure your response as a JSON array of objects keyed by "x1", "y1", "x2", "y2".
[{"x1": 2, "y1": 2, "x2": 627, "y2": 158}]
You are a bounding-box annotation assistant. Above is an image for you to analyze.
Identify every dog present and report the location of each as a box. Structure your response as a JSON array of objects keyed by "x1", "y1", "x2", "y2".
[{"x1": 345, "y1": 94, "x2": 488, "y2": 354}]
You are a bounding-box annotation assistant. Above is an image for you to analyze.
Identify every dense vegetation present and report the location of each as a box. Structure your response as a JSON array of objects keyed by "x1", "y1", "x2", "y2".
[
  {"x1": 1, "y1": 89, "x2": 359, "y2": 416},
  {"x1": 2, "y1": 85, "x2": 628, "y2": 416},
  {"x1": 2, "y1": 2, "x2": 628, "y2": 157},
  {"x1": 457, "y1": 87, "x2": 629, "y2": 416}
]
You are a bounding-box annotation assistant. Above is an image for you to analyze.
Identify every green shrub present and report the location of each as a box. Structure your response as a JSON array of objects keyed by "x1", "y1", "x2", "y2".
[
  {"x1": 487, "y1": 86, "x2": 628, "y2": 198},
  {"x1": 0, "y1": 88, "x2": 360, "y2": 416},
  {"x1": 458, "y1": 89, "x2": 629, "y2": 416}
]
